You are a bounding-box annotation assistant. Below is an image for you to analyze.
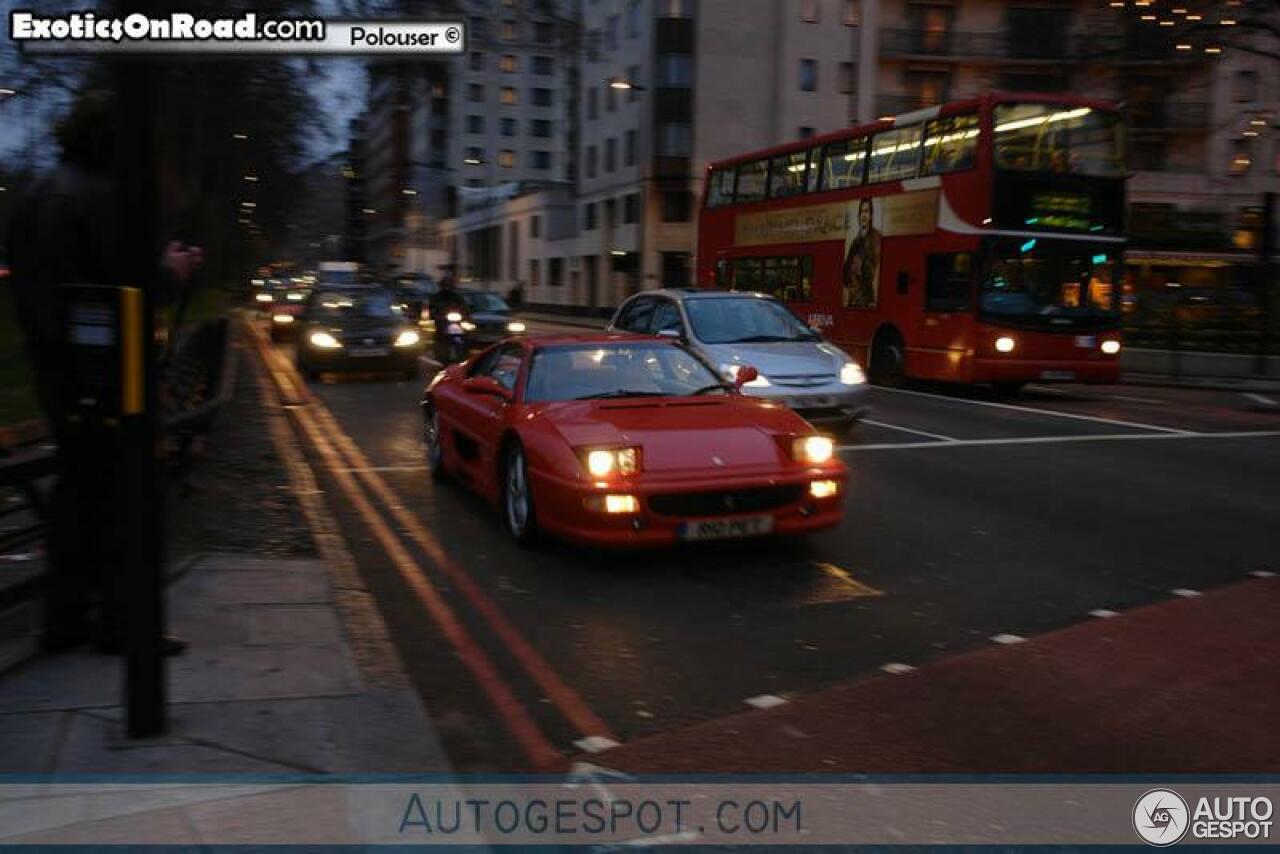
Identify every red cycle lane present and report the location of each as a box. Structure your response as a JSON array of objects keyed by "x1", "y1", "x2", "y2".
[{"x1": 583, "y1": 576, "x2": 1280, "y2": 774}]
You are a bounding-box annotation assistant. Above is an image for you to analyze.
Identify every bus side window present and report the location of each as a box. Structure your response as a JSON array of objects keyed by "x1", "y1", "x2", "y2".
[
  {"x1": 925, "y1": 253, "x2": 974, "y2": 312},
  {"x1": 822, "y1": 138, "x2": 867, "y2": 190},
  {"x1": 921, "y1": 114, "x2": 980, "y2": 176}
]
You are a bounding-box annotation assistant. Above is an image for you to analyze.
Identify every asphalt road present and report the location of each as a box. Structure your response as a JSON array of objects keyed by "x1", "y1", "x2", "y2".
[{"x1": 260, "y1": 318, "x2": 1280, "y2": 772}]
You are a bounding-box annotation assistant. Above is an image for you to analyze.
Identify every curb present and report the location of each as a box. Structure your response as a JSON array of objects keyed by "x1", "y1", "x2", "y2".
[
  {"x1": 1120, "y1": 374, "x2": 1280, "y2": 395},
  {"x1": 0, "y1": 420, "x2": 50, "y2": 450}
]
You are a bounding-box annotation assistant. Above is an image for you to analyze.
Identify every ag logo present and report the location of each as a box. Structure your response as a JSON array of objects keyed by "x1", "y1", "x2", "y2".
[{"x1": 1134, "y1": 789, "x2": 1190, "y2": 846}]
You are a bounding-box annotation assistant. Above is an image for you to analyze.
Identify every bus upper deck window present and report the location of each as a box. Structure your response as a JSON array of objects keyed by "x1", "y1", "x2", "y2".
[
  {"x1": 922, "y1": 114, "x2": 980, "y2": 176},
  {"x1": 822, "y1": 139, "x2": 867, "y2": 190}
]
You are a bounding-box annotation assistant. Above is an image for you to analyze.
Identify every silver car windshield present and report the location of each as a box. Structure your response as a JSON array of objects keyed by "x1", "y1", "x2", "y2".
[{"x1": 684, "y1": 297, "x2": 820, "y2": 345}]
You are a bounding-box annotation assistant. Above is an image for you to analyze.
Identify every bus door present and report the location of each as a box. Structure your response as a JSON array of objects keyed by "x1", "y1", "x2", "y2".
[{"x1": 914, "y1": 251, "x2": 977, "y2": 382}]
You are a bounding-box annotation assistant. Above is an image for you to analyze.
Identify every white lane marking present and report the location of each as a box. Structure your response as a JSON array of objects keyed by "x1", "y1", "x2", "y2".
[
  {"x1": 333, "y1": 465, "x2": 429, "y2": 474},
  {"x1": 1171, "y1": 588, "x2": 1202, "y2": 598},
  {"x1": 875, "y1": 385, "x2": 1191, "y2": 434},
  {"x1": 862, "y1": 419, "x2": 957, "y2": 442},
  {"x1": 991, "y1": 633, "x2": 1026, "y2": 645},
  {"x1": 1251, "y1": 570, "x2": 1277, "y2": 579},
  {"x1": 838, "y1": 429, "x2": 1280, "y2": 452},
  {"x1": 745, "y1": 694, "x2": 788, "y2": 710},
  {"x1": 573, "y1": 736, "x2": 622, "y2": 753},
  {"x1": 880, "y1": 663, "x2": 917, "y2": 675},
  {"x1": 1089, "y1": 609, "x2": 1120, "y2": 619},
  {"x1": 1244, "y1": 393, "x2": 1277, "y2": 407},
  {"x1": 1109, "y1": 394, "x2": 1170, "y2": 406},
  {"x1": 1029, "y1": 385, "x2": 1169, "y2": 407}
]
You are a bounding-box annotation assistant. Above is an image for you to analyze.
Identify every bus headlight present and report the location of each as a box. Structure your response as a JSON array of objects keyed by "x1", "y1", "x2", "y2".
[
  {"x1": 1100, "y1": 339, "x2": 1121, "y2": 355},
  {"x1": 394, "y1": 330, "x2": 421, "y2": 347},
  {"x1": 793, "y1": 435, "x2": 835, "y2": 465},
  {"x1": 309, "y1": 331, "x2": 342, "y2": 349},
  {"x1": 994, "y1": 336, "x2": 1017, "y2": 353},
  {"x1": 840, "y1": 361, "x2": 866, "y2": 385}
]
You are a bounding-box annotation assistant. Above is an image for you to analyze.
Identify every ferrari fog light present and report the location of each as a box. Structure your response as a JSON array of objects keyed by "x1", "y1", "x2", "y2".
[
  {"x1": 1100, "y1": 339, "x2": 1121, "y2": 355},
  {"x1": 995, "y1": 336, "x2": 1016, "y2": 353},
  {"x1": 809, "y1": 479, "x2": 840, "y2": 499},
  {"x1": 604, "y1": 494, "x2": 639, "y2": 514},
  {"x1": 793, "y1": 435, "x2": 835, "y2": 464}
]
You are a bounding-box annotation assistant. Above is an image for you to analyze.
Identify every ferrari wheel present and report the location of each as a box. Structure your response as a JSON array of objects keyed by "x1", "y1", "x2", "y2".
[
  {"x1": 502, "y1": 443, "x2": 538, "y2": 545},
  {"x1": 423, "y1": 404, "x2": 446, "y2": 481}
]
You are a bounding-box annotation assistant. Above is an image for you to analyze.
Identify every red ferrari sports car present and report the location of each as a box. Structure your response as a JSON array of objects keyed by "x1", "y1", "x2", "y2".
[{"x1": 421, "y1": 333, "x2": 847, "y2": 547}]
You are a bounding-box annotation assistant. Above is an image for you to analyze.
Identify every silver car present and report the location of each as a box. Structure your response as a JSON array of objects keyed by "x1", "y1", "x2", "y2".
[{"x1": 608, "y1": 290, "x2": 869, "y2": 433}]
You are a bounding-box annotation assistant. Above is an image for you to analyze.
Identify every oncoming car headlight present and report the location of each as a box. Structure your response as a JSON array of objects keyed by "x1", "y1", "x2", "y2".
[
  {"x1": 394, "y1": 330, "x2": 421, "y2": 347},
  {"x1": 793, "y1": 435, "x2": 835, "y2": 465},
  {"x1": 255, "y1": 293, "x2": 274, "y2": 303},
  {"x1": 507, "y1": 321, "x2": 527, "y2": 333},
  {"x1": 272, "y1": 314, "x2": 295, "y2": 324},
  {"x1": 840, "y1": 361, "x2": 866, "y2": 385},
  {"x1": 582, "y1": 447, "x2": 641, "y2": 477},
  {"x1": 1100, "y1": 339, "x2": 1121, "y2": 355},
  {"x1": 446, "y1": 311, "x2": 464, "y2": 323},
  {"x1": 309, "y1": 331, "x2": 342, "y2": 349}
]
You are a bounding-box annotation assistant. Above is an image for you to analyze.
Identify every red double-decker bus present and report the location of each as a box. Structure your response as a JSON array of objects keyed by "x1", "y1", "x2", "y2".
[{"x1": 696, "y1": 93, "x2": 1128, "y2": 391}]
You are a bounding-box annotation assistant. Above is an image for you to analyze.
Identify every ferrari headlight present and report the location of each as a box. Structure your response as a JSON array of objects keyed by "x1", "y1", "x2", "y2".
[
  {"x1": 507, "y1": 321, "x2": 526, "y2": 333},
  {"x1": 720, "y1": 364, "x2": 771, "y2": 388},
  {"x1": 995, "y1": 336, "x2": 1017, "y2": 353},
  {"x1": 1100, "y1": 339, "x2": 1121, "y2": 355},
  {"x1": 394, "y1": 330, "x2": 421, "y2": 347},
  {"x1": 793, "y1": 435, "x2": 835, "y2": 465},
  {"x1": 309, "y1": 331, "x2": 342, "y2": 349},
  {"x1": 840, "y1": 361, "x2": 866, "y2": 385},
  {"x1": 446, "y1": 311, "x2": 464, "y2": 323},
  {"x1": 583, "y1": 447, "x2": 640, "y2": 477}
]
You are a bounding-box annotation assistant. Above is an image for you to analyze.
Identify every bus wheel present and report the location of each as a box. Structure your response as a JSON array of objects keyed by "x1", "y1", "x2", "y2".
[{"x1": 870, "y1": 329, "x2": 905, "y2": 386}]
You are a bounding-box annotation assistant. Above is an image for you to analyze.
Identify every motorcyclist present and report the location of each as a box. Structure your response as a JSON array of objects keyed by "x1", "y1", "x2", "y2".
[{"x1": 428, "y1": 274, "x2": 469, "y2": 362}]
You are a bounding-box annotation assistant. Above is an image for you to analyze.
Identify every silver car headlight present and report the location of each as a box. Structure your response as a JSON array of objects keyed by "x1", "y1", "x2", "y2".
[{"x1": 840, "y1": 361, "x2": 866, "y2": 386}]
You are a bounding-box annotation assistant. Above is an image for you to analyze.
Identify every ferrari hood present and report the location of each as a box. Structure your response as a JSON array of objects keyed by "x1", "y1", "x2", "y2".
[{"x1": 543, "y1": 398, "x2": 795, "y2": 473}]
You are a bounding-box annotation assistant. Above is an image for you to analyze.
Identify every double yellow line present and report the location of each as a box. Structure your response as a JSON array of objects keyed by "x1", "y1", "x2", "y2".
[{"x1": 245, "y1": 320, "x2": 615, "y2": 769}]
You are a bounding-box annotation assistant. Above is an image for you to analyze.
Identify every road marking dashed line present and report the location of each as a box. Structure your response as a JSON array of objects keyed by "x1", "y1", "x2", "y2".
[
  {"x1": 991, "y1": 633, "x2": 1026, "y2": 645},
  {"x1": 862, "y1": 419, "x2": 958, "y2": 442},
  {"x1": 838, "y1": 429, "x2": 1280, "y2": 452},
  {"x1": 745, "y1": 694, "x2": 788, "y2": 710},
  {"x1": 573, "y1": 736, "x2": 622, "y2": 754},
  {"x1": 876, "y1": 384, "x2": 1193, "y2": 434},
  {"x1": 880, "y1": 663, "x2": 917, "y2": 675},
  {"x1": 1089, "y1": 609, "x2": 1120, "y2": 619},
  {"x1": 1252, "y1": 570, "x2": 1277, "y2": 579},
  {"x1": 1244, "y1": 393, "x2": 1277, "y2": 407},
  {"x1": 1171, "y1": 588, "x2": 1202, "y2": 598}
]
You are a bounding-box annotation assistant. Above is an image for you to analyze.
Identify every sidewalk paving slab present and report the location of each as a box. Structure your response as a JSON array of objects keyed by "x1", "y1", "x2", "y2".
[{"x1": 0, "y1": 553, "x2": 451, "y2": 774}]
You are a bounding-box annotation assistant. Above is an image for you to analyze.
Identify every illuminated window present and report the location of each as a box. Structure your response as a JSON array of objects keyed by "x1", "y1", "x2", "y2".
[
  {"x1": 501, "y1": 20, "x2": 518, "y2": 40},
  {"x1": 735, "y1": 158, "x2": 769, "y2": 202},
  {"x1": 769, "y1": 150, "x2": 810, "y2": 198},
  {"x1": 921, "y1": 113, "x2": 980, "y2": 175},
  {"x1": 499, "y1": 150, "x2": 516, "y2": 168},
  {"x1": 844, "y1": 0, "x2": 860, "y2": 26},
  {"x1": 822, "y1": 138, "x2": 867, "y2": 189},
  {"x1": 1230, "y1": 138, "x2": 1253, "y2": 175},
  {"x1": 706, "y1": 168, "x2": 735, "y2": 208},
  {"x1": 500, "y1": 54, "x2": 518, "y2": 73},
  {"x1": 868, "y1": 124, "x2": 923, "y2": 183},
  {"x1": 801, "y1": 0, "x2": 819, "y2": 22},
  {"x1": 501, "y1": 87, "x2": 518, "y2": 105}
]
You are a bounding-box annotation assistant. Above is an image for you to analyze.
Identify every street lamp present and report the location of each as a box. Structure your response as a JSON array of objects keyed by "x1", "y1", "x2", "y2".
[
  {"x1": 463, "y1": 157, "x2": 484, "y2": 166},
  {"x1": 607, "y1": 77, "x2": 647, "y2": 92},
  {"x1": 0, "y1": 88, "x2": 15, "y2": 99}
]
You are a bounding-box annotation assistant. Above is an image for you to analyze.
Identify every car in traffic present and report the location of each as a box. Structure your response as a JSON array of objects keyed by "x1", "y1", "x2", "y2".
[
  {"x1": 459, "y1": 290, "x2": 527, "y2": 348},
  {"x1": 295, "y1": 287, "x2": 423, "y2": 381},
  {"x1": 268, "y1": 279, "x2": 313, "y2": 341},
  {"x1": 608, "y1": 290, "x2": 869, "y2": 434},
  {"x1": 394, "y1": 275, "x2": 438, "y2": 325},
  {"x1": 421, "y1": 333, "x2": 847, "y2": 547}
]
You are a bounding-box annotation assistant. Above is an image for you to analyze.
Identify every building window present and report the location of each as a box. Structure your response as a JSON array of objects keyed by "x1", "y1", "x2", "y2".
[
  {"x1": 799, "y1": 59, "x2": 818, "y2": 92},
  {"x1": 550, "y1": 258, "x2": 564, "y2": 287},
  {"x1": 470, "y1": 51, "x2": 485, "y2": 71},
  {"x1": 605, "y1": 137, "x2": 618, "y2": 172},
  {"x1": 467, "y1": 115, "x2": 485, "y2": 134},
  {"x1": 532, "y1": 88, "x2": 553, "y2": 107},
  {"x1": 466, "y1": 146, "x2": 485, "y2": 162},
  {"x1": 586, "y1": 145, "x2": 598, "y2": 178},
  {"x1": 659, "y1": 0, "x2": 696, "y2": 17},
  {"x1": 535, "y1": 21, "x2": 554, "y2": 43},
  {"x1": 844, "y1": 0, "x2": 860, "y2": 25},
  {"x1": 501, "y1": 20, "x2": 518, "y2": 40},
  {"x1": 801, "y1": 0, "x2": 819, "y2": 22},
  {"x1": 533, "y1": 55, "x2": 554, "y2": 75},
  {"x1": 501, "y1": 87, "x2": 519, "y2": 105},
  {"x1": 606, "y1": 84, "x2": 617, "y2": 112},
  {"x1": 628, "y1": 0, "x2": 641, "y2": 36},
  {"x1": 530, "y1": 216, "x2": 541, "y2": 238},
  {"x1": 501, "y1": 117, "x2": 517, "y2": 136},
  {"x1": 623, "y1": 193, "x2": 640, "y2": 223},
  {"x1": 499, "y1": 149, "x2": 516, "y2": 168},
  {"x1": 607, "y1": 15, "x2": 620, "y2": 49},
  {"x1": 1230, "y1": 138, "x2": 1253, "y2": 175},
  {"x1": 798, "y1": 126, "x2": 816, "y2": 139},
  {"x1": 532, "y1": 119, "x2": 552, "y2": 138},
  {"x1": 585, "y1": 202, "x2": 598, "y2": 230},
  {"x1": 509, "y1": 221, "x2": 519, "y2": 280},
  {"x1": 627, "y1": 64, "x2": 642, "y2": 101},
  {"x1": 839, "y1": 62, "x2": 855, "y2": 94},
  {"x1": 625, "y1": 129, "x2": 637, "y2": 166},
  {"x1": 588, "y1": 87, "x2": 599, "y2": 120},
  {"x1": 531, "y1": 151, "x2": 552, "y2": 170},
  {"x1": 661, "y1": 191, "x2": 692, "y2": 222},
  {"x1": 657, "y1": 122, "x2": 693, "y2": 156},
  {"x1": 1236, "y1": 70, "x2": 1258, "y2": 103},
  {"x1": 468, "y1": 84, "x2": 485, "y2": 103},
  {"x1": 470, "y1": 17, "x2": 487, "y2": 38},
  {"x1": 529, "y1": 259, "x2": 541, "y2": 289},
  {"x1": 656, "y1": 53, "x2": 693, "y2": 88},
  {"x1": 500, "y1": 54, "x2": 518, "y2": 73}
]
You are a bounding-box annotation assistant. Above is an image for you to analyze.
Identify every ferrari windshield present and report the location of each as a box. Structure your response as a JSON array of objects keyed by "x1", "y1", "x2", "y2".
[
  {"x1": 525, "y1": 343, "x2": 726, "y2": 402},
  {"x1": 684, "y1": 296, "x2": 819, "y2": 344}
]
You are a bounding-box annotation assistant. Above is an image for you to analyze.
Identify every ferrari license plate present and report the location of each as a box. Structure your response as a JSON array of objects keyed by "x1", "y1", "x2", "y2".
[
  {"x1": 1040, "y1": 369, "x2": 1075, "y2": 381},
  {"x1": 1074, "y1": 335, "x2": 1097, "y2": 348},
  {"x1": 350, "y1": 347, "x2": 389, "y2": 358},
  {"x1": 679, "y1": 515, "x2": 774, "y2": 541}
]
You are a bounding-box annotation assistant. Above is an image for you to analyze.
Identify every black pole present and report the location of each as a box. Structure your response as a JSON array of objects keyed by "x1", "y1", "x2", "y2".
[
  {"x1": 1259, "y1": 191, "x2": 1276, "y2": 377},
  {"x1": 116, "y1": 51, "x2": 167, "y2": 738}
]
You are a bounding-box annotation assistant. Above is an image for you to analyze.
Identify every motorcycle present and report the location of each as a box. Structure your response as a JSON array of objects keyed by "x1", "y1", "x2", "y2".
[{"x1": 435, "y1": 309, "x2": 469, "y2": 364}]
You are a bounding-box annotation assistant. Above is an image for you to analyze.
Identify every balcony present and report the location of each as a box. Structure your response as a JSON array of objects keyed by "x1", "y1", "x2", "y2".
[
  {"x1": 880, "y1": 28, "x2": 1069, "y2": 61},
  {"x1": 1130, "y1": 102, "x2": 1210, "y2": 132}
]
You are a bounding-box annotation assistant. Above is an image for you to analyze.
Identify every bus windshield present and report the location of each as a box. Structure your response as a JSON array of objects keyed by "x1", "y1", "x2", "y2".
[
  {"x1": 981, "y1": 242, "x2": 1118, "y2": 325},
  {"x1": 993, "y1": 104, "x2": 1125, "y2": 178}
]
